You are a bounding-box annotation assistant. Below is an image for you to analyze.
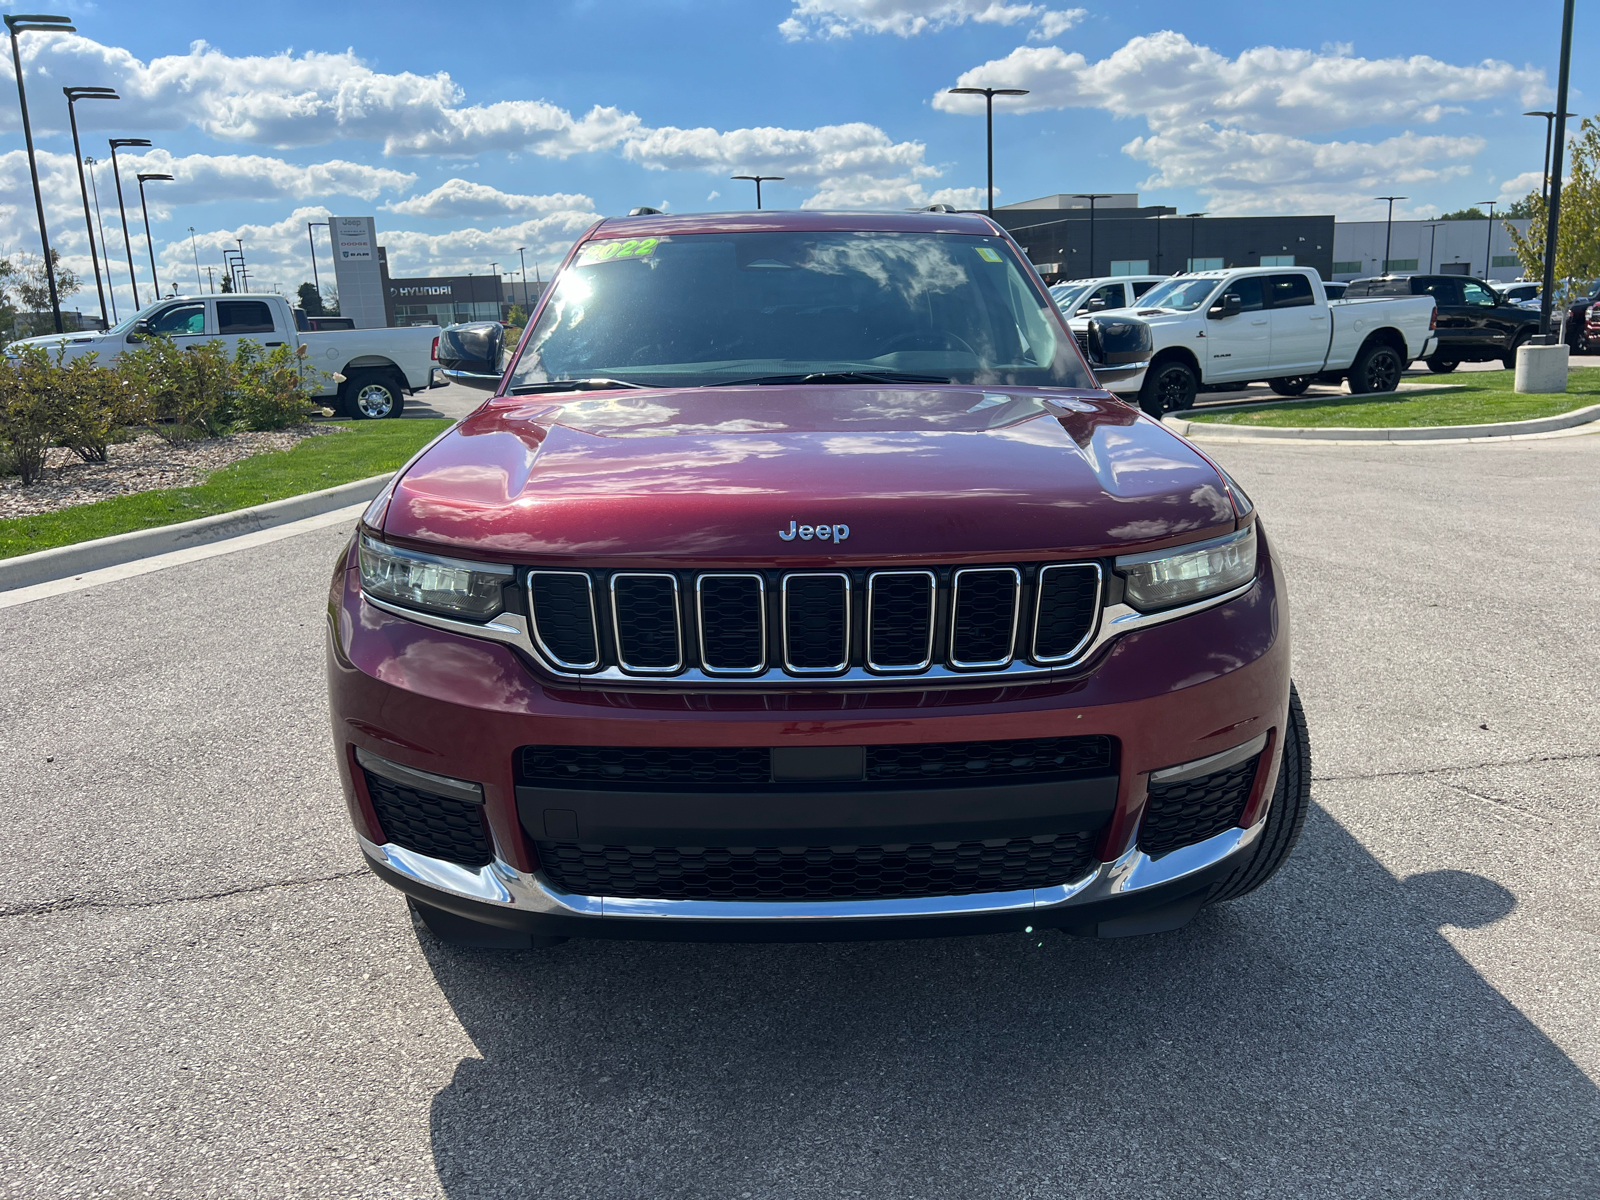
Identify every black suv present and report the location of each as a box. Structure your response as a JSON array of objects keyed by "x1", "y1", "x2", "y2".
[{"x1": 1343, "y1": 274, "x2": 1541, "y2": 373}]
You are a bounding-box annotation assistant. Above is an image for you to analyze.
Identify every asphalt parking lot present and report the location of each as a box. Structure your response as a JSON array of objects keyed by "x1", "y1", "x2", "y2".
[{"x1": 1, "y1": 430, "x2": 1597, "y2": 1198}]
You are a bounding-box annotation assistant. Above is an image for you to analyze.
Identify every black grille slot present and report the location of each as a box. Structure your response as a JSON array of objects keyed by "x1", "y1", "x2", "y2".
[
  {"x1": 536, "y1": 832, "x2": 1099, "y2": 900},
  {"x1": 867, "y1": 735, "x2": 1113, "y2": 782},
  {"x1": 1033, "y1": 564, "x2": 1100, "y2": 661},
  {"x1": 784, "y1": 573, "x2": 849, "y2": 672},
  {"x1": 611, "y1": 573, "x2": 682, "y2": 672},
  {"x1": 950, "y1": 568, "x2": 1019, "y2": 667},
  {"x1": 364, "y1": 770, "x2": 492, "y2": 868},
  {"x1": 520, "y1": 745, "x2": 772, "y2": 788},
  {"x1": 1138, "y1": 754, "x2": 1261, "y2": 858},
  {"x1": 697, "y1": 575, "x2": 765, "y2": 673},
  {"x1": 528, "y1": 571, "x2": 598, "y2": 669},
  {"x1": 868, "y1": 571, "x2": 934, "y2": 670},
  {"x1": 517, "y1": 735, "x2": 1113, "y2": 790},
  {"x1": 1074, "y1": 329, "x2": 1090, "y2": 357}
]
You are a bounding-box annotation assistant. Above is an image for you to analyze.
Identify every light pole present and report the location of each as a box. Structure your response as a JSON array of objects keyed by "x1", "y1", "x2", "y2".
[
  {"x1": 1477, "y1": 200, "x2": 1498, "y2": 278},
  {"x1": 63, "y1": 87, "x2": 119, "y2": 330},
  {"x1": 136, "y1": 174, "x2": 173, "y2": 297},
  {"x1": 84, "y1": 157, "x2": 116, "y2": 321},
  {"x1": 731, "y1": 175, "x2": 783, "y2": 209},
  {"x1": 224, "y1": 249, "x2": 243, "y2": 292},
  {"x1": 188, "y1": 226, "x2": 201, "y2": 293},
  {"x1": 307, "y1": 220, "x2": 328, "y2": 299},
  {"x1": 1425, "y1": 222, "x2": 1444, "y2": 273},
  {"x1": 109, "y1": 138, "x2": 152, "y2": 309},
  {"x1": 516, "y1": 246, "x2": 529, "y2": 307},
  {"x1": 946, "y1": 85, "x2": 1030, "y2": 219},
  {"x1": 235, "y1": 239, "x2": 248, "y2": 291},
  {"x1": 1524, "y1": 109, "x2": 1577, "y2": 204},
  {"x1": 1539, "y1": 0, "x2": 1577, "y2": 343},
  {"x1": 1376, "y1": 196, "x2": 1407, "y2": 274},
  {"x1": 1072, "y1": 194, "x2": 1112, "y2": 277},
  {"x1": 1187, "y1": 212, "x2": 1208, "y2": 271},
  {"x1": 6, "y1": 14, "x2": 76, "y2": 333}
]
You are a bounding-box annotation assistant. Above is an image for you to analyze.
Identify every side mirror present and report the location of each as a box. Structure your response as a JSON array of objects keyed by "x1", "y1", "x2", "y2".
[
  {"x1": 1085, "y1": 297, "x2": 1108, "y2": 312},
  {"x1": 1208, "y1": 293, "x2": 1242, "y2": 319},
  {"x1": 126, "y1": 317, "x2": 151, "y2": 343},
  {"x1": 1085, "y1": 315, "x2": 1154, "y2": 387},
  {"x1": 435, "y1": 321, "x2": 506, "y2": 391}
]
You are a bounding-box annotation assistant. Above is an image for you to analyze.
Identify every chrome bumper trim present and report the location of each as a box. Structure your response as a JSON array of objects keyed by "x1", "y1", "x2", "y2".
[{"x1": 360, "y1": 821, "x2": 1263, "y2": 923}]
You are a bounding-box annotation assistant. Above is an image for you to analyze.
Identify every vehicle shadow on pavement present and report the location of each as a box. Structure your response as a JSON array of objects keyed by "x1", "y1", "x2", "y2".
[{"x1": 419, "y1": 805, "x2": 1599, "y2": 1199}]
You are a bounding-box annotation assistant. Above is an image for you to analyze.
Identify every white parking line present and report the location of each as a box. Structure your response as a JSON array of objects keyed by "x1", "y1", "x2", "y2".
[{"x1": 0, "y1": 501, "x2": 366, "y2": 610}]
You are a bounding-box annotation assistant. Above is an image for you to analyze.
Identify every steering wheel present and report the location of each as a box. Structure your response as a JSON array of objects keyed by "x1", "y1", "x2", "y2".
[{"x1": 875, "y1": 329, "x2": 977, "y2": 356}]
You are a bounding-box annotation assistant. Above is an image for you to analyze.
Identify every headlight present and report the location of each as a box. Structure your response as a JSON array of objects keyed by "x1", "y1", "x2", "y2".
[
  {"x1": 1115, "y1": 525, "x2": 1256, "y2": 612},
  {"x1": 358, "y1": 534, "x2": 511, "y2": 621}
]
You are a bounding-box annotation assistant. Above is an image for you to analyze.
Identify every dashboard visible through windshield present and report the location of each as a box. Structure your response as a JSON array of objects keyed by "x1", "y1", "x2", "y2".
[{"x1": 508, "y1": 230, "x2": 1094, "y2": 391}]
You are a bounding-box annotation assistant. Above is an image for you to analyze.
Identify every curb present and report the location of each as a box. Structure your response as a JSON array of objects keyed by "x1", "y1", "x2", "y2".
[
  {"x1": 0, "y1": 473, "x2": 391, "y2": 592},
  {"x1": 1164, "y1": 401, "x2": 1600, "y2": 443}
]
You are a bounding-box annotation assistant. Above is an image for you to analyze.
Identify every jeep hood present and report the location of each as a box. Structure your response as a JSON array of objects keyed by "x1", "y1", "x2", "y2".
[{"x1": 380, "y1": 385, "x2": 1236, "y2": 564}]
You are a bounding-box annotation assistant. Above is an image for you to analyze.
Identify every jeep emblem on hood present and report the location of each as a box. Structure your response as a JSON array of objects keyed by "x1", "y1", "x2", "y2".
[{"x1": 780, "y1": 521, "x2": 849, "y2": 543}]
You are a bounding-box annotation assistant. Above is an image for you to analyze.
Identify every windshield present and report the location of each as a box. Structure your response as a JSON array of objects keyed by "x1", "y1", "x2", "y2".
[
  {"x1": 1136, "y1": 278, "x2": 1222, "y2": 312},
  {"x1": 509, "y1": 230, "x2": 1093, "y2": 390},
  {"x1": 1049, "y1": 283, "x2": 1090, "y2": 310}
]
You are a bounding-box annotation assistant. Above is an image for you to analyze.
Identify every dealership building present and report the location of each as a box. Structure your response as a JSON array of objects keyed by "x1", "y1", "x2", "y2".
[
  {"x1": 378, "y1": 248, "x2": 546, "y2": 327},
  {"x1": 990, "y1": 194, "x2": 1534, "y2": 285}
]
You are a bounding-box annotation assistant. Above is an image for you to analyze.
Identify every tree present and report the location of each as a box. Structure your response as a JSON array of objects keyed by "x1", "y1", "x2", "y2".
[
  {"x1": 296, "y1": 281, "x2": 325, "y2": 316},
  {"x1": 219, "y1": 273, "x2": 234, "y2": 293},
  {"x1": 506, "y1": 303, "x2": 528, "y2": 328},
  {"x1": 321, "y1": 284, "x2": 339, "y2": 316},
  {"x1": 4, "y1": 251, "x2": 82, "y2": 336},
  {"x1": 1505, "y1": 114, "x2": 1600, "y2": 301},
  {"x1": 1434, "y1": 206, "x2": 1492, "y2": 221}
]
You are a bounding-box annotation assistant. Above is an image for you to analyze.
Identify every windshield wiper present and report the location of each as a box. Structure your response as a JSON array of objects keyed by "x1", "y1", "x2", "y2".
[
  {"x1": 509, "y1": 377, "x2": 650, "y2": 394},
  {"x1": 704, "y1": 370, "x2": 952, "y2": 387}
]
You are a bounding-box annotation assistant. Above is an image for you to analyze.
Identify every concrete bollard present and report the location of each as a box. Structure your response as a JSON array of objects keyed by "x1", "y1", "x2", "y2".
[{"x1": 1515, "y1": 342, "x2": 1570, "y2": 393}]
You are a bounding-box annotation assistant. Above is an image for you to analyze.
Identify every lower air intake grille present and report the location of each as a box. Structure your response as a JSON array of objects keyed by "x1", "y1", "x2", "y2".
[
  {"x1": 518, "y1": 735, "x2": 1114, "y2": 789},
  {"x1": 1138, "y1": 753, "x2": 1261, "y2": 858},
  {"x1": 535, "y1": 832, "x2": 1099, "y2": 900},
  {"x1": 364, "y1": 770, "x2": 493, "y2": 868},
  {"x1": 868, "y1": 571, "x2": 934, "y2": 669},
  {"x1": 698, "y1": 575, "x2": 765, "y2": 672}
]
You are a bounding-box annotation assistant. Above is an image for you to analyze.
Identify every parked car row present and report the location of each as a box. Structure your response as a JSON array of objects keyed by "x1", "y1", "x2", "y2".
[{"x1": 1341, "y1": 274, "x2": 1540, "y2": 373}]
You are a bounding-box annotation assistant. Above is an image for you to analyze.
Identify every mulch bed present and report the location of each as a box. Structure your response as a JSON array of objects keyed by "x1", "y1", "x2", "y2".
[{"x1": 0, "y1": 425, "x2": 335, "y2": 520}]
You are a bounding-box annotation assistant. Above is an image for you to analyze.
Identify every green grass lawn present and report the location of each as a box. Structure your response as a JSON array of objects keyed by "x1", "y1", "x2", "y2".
[
  {"x1": 0, "y1": 419, "x2": 451, "y2": 560},
  {"x1": 1192, "y1": 369, "x2": 1600, "y2": 428}
]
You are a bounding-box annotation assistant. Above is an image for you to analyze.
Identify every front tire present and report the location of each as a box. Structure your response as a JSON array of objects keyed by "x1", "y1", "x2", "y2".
[
  {"x1": 1424, "y1": 357, "x2": 1459, "y2": 374},
  {"x1": 1209, "y1": 683, "x2": 1311, "y2": 905},
  {"x1": 1139, "y1": 359, "x2": 1198, "y2": 417},
  {"x1": 1502, "y1": 332, "x2": 1532, "y2": 371},
  {"x1": 341, "y1": 370, "x2": 406, "y2": 420},
  {"x1": 1347, "y1": 342, "x2": 1402, "y2": 394},
  {"x1": 1268, "y1": 376, "x2": 1310, "y2": 396}
]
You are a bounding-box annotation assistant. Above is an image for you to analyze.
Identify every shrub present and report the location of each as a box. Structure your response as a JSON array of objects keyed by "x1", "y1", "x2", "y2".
[
  {"x1": 120, "y1": 337, "x2": 233, "y2": 444},
  {"x1": 0, "y1": 346, "x2": 61, "y2": 484},
  {"x1": 231, "y1": 339, "x2": 317, "y2": 431},
  {"x1": 54, "y1": 353, "x2": 149, "y2": 463}
]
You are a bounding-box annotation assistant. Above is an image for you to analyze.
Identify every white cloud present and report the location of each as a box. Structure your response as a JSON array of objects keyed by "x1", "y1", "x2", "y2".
[
  {"x1": 937, "y1": 33, "x2": 1548, "y2": 213},
  {"x1": 780, "y1": 0, "x2": 1083, "y2": 41},
  {"x1": 1497, "y1": 170, "x2": 1543, "y2": 205},
  {"x1": 624, "y1": 122, "x2": 936, "y2": 184},
  {"x1": 382, "y1": 179, "x2": 592, "y2": 219},
  {"x1": 118, "y1": 150, "x2": 415, "y2": 204}
]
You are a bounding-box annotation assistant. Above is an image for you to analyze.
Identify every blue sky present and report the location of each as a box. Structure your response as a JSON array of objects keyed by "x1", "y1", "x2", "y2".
[{"x1": 0, "y1": 0, "x2": 1587, "y2": 313}]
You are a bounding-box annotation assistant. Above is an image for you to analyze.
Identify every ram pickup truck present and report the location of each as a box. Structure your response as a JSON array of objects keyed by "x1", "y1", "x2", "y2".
[
  {"x1": 1343, "y1": 273, "x2": 1539, "y2": 373},
  {"x1": 10, "y1": 293, "x2": 440, "y2": 419},
  {"x1": 1069, "y1": 266, "x2": 1437, "y2": 415},
  {"x1": 334, "y1": 209, "x2": 1308, "y2": 950}
]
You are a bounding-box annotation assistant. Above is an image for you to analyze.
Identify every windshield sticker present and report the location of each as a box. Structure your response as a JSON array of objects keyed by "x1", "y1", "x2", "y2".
[
  {"x1": 577, "y1": 237, "x2": 660, "y2": 265},
  {"x1": 975, "y1": 247, "x2": 1003, "y2": 263}
]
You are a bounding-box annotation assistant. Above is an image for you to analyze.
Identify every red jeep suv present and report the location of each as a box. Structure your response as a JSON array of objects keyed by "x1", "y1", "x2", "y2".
[{"x1": 327, "y1": 210, "x2": 1307, "y2": 948}]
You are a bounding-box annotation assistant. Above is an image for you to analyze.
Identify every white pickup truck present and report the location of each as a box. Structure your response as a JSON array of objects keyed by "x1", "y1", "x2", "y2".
[
  {"x1": 10, "y1": 293, "x2": 442, "y2": 419},
  {"x1": 1068, "y1": 266, "x2": 1438, "y2": 415}
]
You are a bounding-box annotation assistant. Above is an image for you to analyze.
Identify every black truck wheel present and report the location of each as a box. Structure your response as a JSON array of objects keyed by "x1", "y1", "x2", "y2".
[
  {"x1": 1268, "y1": 376, "x2": 1311, "y2": 396},
  {"x1": 1139, "y1": 359, "x2": 1197, "y2": 417},
  {"x1": 1424, "y1": 357, "x2": 1459, "y2": 373},
  {"x1": 1209, "y1": 683, "x2": 1311, "y2": 905},
  {"x1": 1502, "y1": 331, "x2": 1532, "y2": 371},
  {"x1": 1347, "y1": 342, "x2": 1402, "y2": 394},
  {"x1": 341, "y1": 370, "x2": 406, "y2": 420}
]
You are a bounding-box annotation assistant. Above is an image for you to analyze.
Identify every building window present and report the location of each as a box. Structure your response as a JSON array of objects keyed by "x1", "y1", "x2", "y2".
[
  {"x1": 1187, "y1": 257, "x2": 1224, "y2": 271},
  {"x1": 1382, "y1": 258, "x2": 1419, "y2": 272},
  {"x1": 1491, "y1": 255, "x2": 1520, "y2": 268},
  {"x1": 1260, "y1": 255, "x2": 1295, "y2": 266},
  {"x1": 1332, "y1": 261, "x2": 1363, "y2": 275},
  {"x1": 1109, "y1": 259, "x2": 1149, "y2": 276}
]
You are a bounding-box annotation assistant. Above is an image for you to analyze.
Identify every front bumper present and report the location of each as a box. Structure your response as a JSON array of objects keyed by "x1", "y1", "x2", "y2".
[{"x1": 328, "y1": 528, "x2": 1291, "y2": 941}]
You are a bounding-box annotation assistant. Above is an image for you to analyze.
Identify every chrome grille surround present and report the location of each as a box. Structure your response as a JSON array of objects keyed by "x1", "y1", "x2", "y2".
[
  {"x1": 527, "y1": 570, "x2": 601, "y2": 671},
  {"x1": 865, "y1": 570, "x2": 936, "y2": 673},
  {"x1": 781, "y1": 572, "x2": 851, "y2": 675},
  {"x1": 609, "y1": 572, "x2": 683, "y2": 674},
  {"x1": 362, "y1": 560, "x2": 1254, "y2": 688}
]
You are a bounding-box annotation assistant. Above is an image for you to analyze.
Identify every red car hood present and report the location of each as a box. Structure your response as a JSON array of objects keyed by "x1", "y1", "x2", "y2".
[{"x1": 380, "y1": 386, "x2": 1236, "y2": 564}]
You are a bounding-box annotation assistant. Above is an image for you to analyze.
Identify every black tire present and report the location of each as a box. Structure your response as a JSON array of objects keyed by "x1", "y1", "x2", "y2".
[
  {"x1": 340, "y1": 370, "x2": 406, "y2": 420},
  {"x1": 407, "y1": 897, "x2": 565, "y2": 950},
  {"x1": 1210, "y1": 683, "x2": 1311, "y2": 905},
  {"x1": 1502, "y1": 332, "x2": 1531, "y2": 371},
  {"x1": 1347, "y1": 342, "x2": 1403, "y2": 394},
  {"x1": 1424, "y1": 357, "x2": 1459, "y2": 373},
  {"x1": 1139, "y1": 359, "x2": 1197, "y2": 417},
  {"x1": 1268, "y1": 376, "x2": 1310, "y2": 396}
]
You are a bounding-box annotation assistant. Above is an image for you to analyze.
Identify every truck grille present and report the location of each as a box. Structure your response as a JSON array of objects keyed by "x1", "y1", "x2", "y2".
[
  {"x1": 526, "y1": 562, "x2": 1101, "y2": 682},
  {"x1": 518, "y1": 735, "x2": 1116, "y2": 790},
  {"x1": 363, "y1": 769, "x2": 494, "y2": 868},
  {"x1": 535, "y1": 831, "x2": 1099, "y2": 900},
  {"x1": 1138, "y1": 753, "x2": 1261, "y2": 858}
]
